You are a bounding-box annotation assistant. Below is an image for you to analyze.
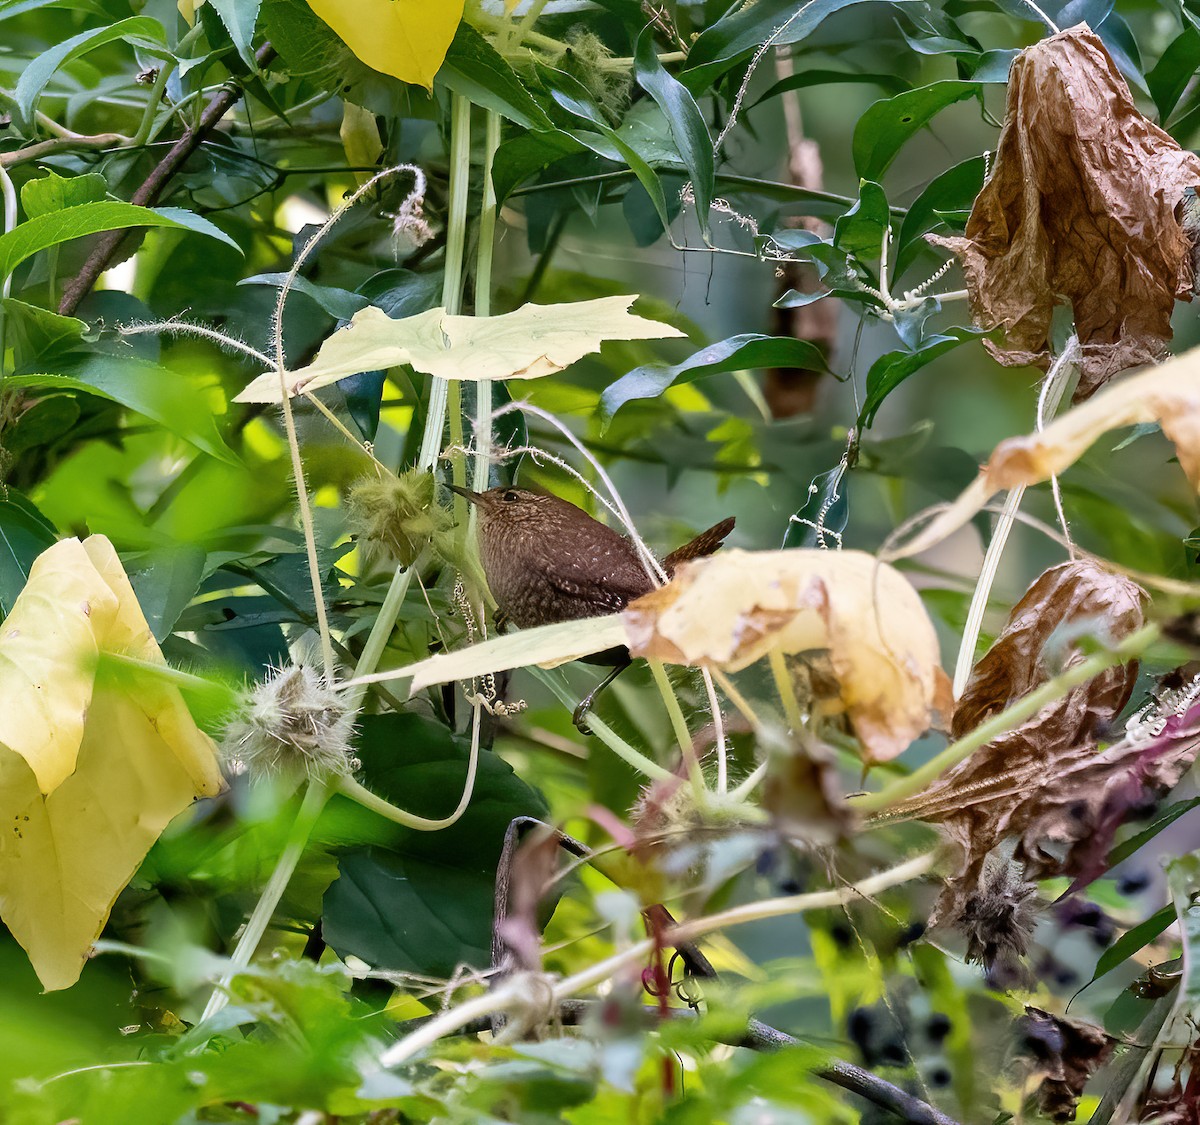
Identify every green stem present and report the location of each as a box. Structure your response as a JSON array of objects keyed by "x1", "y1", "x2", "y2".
[
  {"x1": 472, "y1": 111, "x2": 501, "y2": 495},
  {"x1": 201, "y1": 779, "x2": 330, "y2": 1022},
  {"x1": 129, "y1": 59, "x2": 176, "y2": 148},
  {"x1": 418, "y1": 94, "x2": 471, "y2": 475},
  {"x1": 345, "y1": 556, "x2": 423, "y2": 712},
  {"x1": 0, "y1": 161, "x2": 16, "y2": 380},
  {"x1": 853, "y1": 624, "x2": 1160, "y2": 814},
  {"x1": 649, "y1": 659, "x2": 707, "y2": 800},
  {"x1": 532, "y1": 667, "x2": 673, "y2": 782}
]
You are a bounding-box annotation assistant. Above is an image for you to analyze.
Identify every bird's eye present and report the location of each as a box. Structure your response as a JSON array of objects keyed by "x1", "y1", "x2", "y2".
[{"x1": 502, "y1": 489, "x2": 520, "y2": 502}]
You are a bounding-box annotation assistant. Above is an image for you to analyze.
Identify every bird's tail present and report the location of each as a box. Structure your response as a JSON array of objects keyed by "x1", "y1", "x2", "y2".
[{"x1": 662, "y1": 516, "x2": 736, "y2": 575}]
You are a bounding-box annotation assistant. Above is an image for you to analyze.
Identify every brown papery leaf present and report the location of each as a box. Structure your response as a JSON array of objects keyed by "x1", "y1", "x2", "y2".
[
  {"x1": 622, "y1": 549, "x2": 950, "y2": 762},
  {"x1": 904, "y1": 561, "x2": 1145, "y2": 919},
  {"x1": 894, "y1": 341, "x2": 1200, "y2": 561},
  {"x1": 1018, "y1": 1008, "x2": 1115, "y2": 1123},
  {"x1": 928, "y1": 26, "x2": 1200, "y2": 399}
]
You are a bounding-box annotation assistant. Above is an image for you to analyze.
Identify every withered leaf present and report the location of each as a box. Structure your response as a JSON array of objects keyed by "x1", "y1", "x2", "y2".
[
  {"x1": 901, "y1": 561, "x2": 1148, "y2": 923},
  {"x1": 1018, "y1": 1007, "x2": 1115, "y2": 1122},
  {"x1": 623, "y1": 549, "x2": 951, "y2": 762},
  {"x1": 929, "y1": 26, "x2": 1200, "y2": 399},
  {"x1": 893, "y1": 340, "x2": 1200, "y2": 561}
]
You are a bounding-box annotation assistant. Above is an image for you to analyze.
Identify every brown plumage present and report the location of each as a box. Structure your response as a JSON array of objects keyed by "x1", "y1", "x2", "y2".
[
  {"x1": 449, "y1": 485, "x2": 734, "y2": 632},
  {"x1": 447, "y1": 485, "x2": 735, "y2": 730}
]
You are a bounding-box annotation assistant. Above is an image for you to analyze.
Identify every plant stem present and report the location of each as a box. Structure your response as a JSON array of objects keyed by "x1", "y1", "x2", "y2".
[
  {"x1": 0, "y1": 162, "x2": 16, "y2": 379},
  {"x1": 345, "y1": 559, "x2": 422, "y2": 712},
  {"x1": 377, "y1": 850, "x2": 936, "y2": 1067},
  {"x1": 768, "y1": 649, "x2": 804, "y2": 732},
  {"x1": 418, "y1": 94, "x2": 471, "y2": 475},
  {"x1": 472, "y1": 110, "x2": 501, "y2": 495},
  {"x1": 201, "y1": 779, "x2": 330, "y2": 1022},
  {"x1": 650, "y1": 659, "x2": 706, "y2": 799},
  {"x1": 853, "y1": 624, "x2": 1160, "y2": 814},
  {"x1": 334, "y1": 702, "x2": 480, "y2": 830},
  {"x1": 532, "y1": 668, "x2": 673, "y2": 782}
]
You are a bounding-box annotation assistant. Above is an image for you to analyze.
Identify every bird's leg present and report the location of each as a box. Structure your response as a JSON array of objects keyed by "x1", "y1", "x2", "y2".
[{"x1": 573, "y1": 661, "x2": 631, "y2": 735}]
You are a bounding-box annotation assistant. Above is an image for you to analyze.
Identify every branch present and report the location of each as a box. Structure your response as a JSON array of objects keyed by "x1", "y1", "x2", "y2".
[{"x1": 57, "y1": 42, "x2": 277, "y2": 317}]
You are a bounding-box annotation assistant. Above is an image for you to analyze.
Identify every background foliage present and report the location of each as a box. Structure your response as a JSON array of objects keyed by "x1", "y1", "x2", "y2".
[{"x1": 2, "y1": 0, "x2": 1200, "y2": 1122}]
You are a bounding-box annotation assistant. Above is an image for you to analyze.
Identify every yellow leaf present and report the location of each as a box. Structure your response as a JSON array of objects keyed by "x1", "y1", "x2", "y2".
[
  {"x1": 340, "y1": 101, "x2": 383, "y2": 185},
  {"x1": 0, "y1": 536, "x2": 223, "y2": 990},
  {"x1": 234, "y1": 298, "x2": 687, "y2": 403},
  {"x1": 304, "y1": 0, "x2": 464, "y2": 90},
  {"x1": 623, "y1": 549, "x2": 950, "y2": 762},
  {"x1": 894, "y1": 341, "x2": 1200, "y2": 560}
]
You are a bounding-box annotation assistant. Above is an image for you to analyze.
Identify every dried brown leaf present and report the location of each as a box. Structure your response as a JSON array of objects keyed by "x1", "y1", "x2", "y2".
[
  {"x1": 1018, "y1": 1007, "x2": 1115, "y2": 1122},
  {"x1": 907, "y1": 561, "x2": 1146, "y2": 923},
  {"x1": 928, "y1": 26, "x2": 1200, "y2": 398},
  {"x1": 623, "y1": 549, "x2": 950, "y2": 762}
]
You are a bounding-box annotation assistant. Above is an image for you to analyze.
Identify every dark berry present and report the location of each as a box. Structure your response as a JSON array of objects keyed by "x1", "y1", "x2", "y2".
[
  {"x1": 926, "y1": 1013, "x2": 952, "y2": 1042},
  {"x1": 928, "y1": 1065, "x2": 952, "y2": 1088}
]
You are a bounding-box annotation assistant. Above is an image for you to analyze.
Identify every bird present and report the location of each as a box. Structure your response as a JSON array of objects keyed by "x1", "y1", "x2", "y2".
[{"x1": 446, "y1": 484, "x2": 735, "y2": 730}]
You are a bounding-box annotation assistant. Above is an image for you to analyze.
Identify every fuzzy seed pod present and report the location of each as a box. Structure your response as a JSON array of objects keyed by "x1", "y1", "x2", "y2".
[{"x1": 347, "y1": 469, "x2": 456, "y2": 566}]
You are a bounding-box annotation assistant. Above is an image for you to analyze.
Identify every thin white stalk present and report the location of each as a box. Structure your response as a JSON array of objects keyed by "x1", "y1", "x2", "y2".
[
  {"x1": 472, "y1": 111, "x2": 502, "y2": 496},
  {"x1": 0, "y1": 161, "x2": 16, "y2": 373},
  {"x1": 701, "y1": 669, "x2": 728, "y2": 793},
  {"x1": 951, "y1": 341, "x2": 1078, "y2": 696},
  {"x1": 267, "y1": 163, "x2": 428, "y2": 681},
  {"x1": 378, "y1": 850, "x2": 937, "y2": 1067},
  {"x1": 418, "y1": 96, "x2": 471, "y2": 473},
  {"x1": 345, "y1": 560, "x2": 419, "y2": 712},
  {"x1": 201, "y1": 778, "x2": 330, "y2": 1021},
  {"x1": 119, "y1": 320, "x2": 272, "y2": 366},
  {"x1": 335, "y1": 700, "x2": 481, "y2": 830}
]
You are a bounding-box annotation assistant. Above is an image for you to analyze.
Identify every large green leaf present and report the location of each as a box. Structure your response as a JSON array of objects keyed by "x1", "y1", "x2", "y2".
[
  {"x1": 439, "y1": 22, "x2": 554, "y2": 131},
  {"x1": 858, "y1": 328, "x2": 983, "y2": 427},
  {"x1": 833, "y1": 181, "x2": 890, "y2": 257},
  {"x1": 600, "y1": 334, "x2": 831, "y2": 425},
  {"x1": 9, "y1": 353, "x2": 238, "y2": 465},
  {"x1": 321, "y1": 713, "x2": 548, "y2": 979},
  {"x1": 634, "y1": 29, "x2": 713, "y2": 237},
  {"x1": 12, "y1": 16, "x2": 166, "y2": 129},
  {"x1": 853, "y1": 81, "x2": 982, "y2": 181},
  {"x1": 752, "y1": 68, "x2": 910, "y2": 108},
  {"x1": 0, "y1": 202, "x2": 238, "y2": 283},
  {"x1": 0, "y1": 491, "x2": 57, "y2": 617},
  {"x1": 19, "y1": 171, "x2": 107, "y2": 219},
  {"x1": 1090, "y1": 904, "x2": 1175, "y2": 985},
  {"x1": 893, "y1": 155, "x2": 985, "y2": 278}
]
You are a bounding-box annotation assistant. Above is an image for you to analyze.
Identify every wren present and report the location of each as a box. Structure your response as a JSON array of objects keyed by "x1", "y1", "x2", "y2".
[{"x1": 447, "y1": 484, "x2": 735, "y2": 730}]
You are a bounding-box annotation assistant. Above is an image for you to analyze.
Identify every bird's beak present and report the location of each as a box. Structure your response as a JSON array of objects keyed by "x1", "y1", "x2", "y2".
[{"x1": 445, "y1": 482, "x2": 481, "y2": 504}]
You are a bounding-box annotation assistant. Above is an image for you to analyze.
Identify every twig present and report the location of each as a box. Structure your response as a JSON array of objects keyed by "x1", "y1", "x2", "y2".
[{"x1": 57, "y1": 42, "x2": 278, "y2": 316}]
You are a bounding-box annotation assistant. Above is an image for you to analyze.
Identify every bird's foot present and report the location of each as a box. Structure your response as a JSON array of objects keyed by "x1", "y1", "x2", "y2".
[{"x1": 572, "y1": 699, "x2": 595, "y2": 736}]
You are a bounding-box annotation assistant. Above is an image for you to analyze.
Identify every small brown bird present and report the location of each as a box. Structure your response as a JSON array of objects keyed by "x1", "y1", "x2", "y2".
[{"x1": 447, "y1": 484, "x2": 735, "y2": 729}]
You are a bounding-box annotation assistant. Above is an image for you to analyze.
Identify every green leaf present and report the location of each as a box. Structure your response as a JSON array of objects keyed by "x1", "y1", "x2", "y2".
[
  {"x1": 12, "y1": 16, "x2": 166, "y2": 130},
  {"x1": 1167, "y1": 852, "x2": 1200, "y2": 1007},
  {"x1": 783, "y1": 464, "x2": 849, "y2": 549},
  {"x1": 125, "y1": 544, "x2": 208, "y2": 641},
  {"x1": 0, "y1": 202, "x2": 237, "y2": 284},
  {"x1": 834, "y1": 181, "x2": 890, "y2": 257},
  {"x1": 19, "y1": 171, "x2": 107, "y2": 219},
  {"x1": 5, "y1": 395, "x2": 81, "y2": 457},
  {"x1": 0, "y1": 491, "x2": 58, "y2": 617},
  {"x1": 853, "y1": 81, "x2": 982, "y2": 182},
  {"x1": 321, "y1": 713, "x2": 547, "y2": 978},
  {"x1": 858, "y1": 328, "x2": 983, "y2": 427},
  {"x1": 8, "y1": 353, "x2": 238, "y2": 465},
  {"x1": 205, "y1": 0, "x2": 263, "y2": 71},
  {"x1": 0, "y1": 298, "x2": 86, "y2": 365},
  {"x1": 544, "y1": 69, "x2": 672, "y2": 234},
  {"x1": 1107, "y1": 799, "x2": 1200, "y2": 869},
  {"x1": 1091, "y1": 904, "x2": 1174, "y2": 984},
  {"x1": 893, "y1": 155, "x2": 985, "y2": 278},
  {"x1": 440, "y1": 22, "x2": 554, "y2": 131},
  {"x1": 634, "y1": 28, "x2": 714, "y2": 237},
  {"x1": 1148, "y1": 26, "x2": 1200, "y2": 122},
  {"x1": 684, "y1": 0, "x2": 920, "y2": 90},
  {"x1": 752, "y1": 68, "x2": 910, "y2": 109},
  {"x1": 600, "y1": 334, "x2": 830, "y2": 425}
]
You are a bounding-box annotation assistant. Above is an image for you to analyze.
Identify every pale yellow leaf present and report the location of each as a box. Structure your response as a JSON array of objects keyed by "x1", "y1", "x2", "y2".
[
  {"x1": 348, "y1": 614, "x2": 629, "y2": 694},
  {"x1": 340, "y1": 101, "x2": 383, "y2": 185},
  {"x1": 234, "y1": 298, "x2": 686, "y2": 403},
  {"x1": 0, "y1": 536, "x2": 223, "y2": 991},
  {"x1": 305, "y1": 0, "x2": 464, "y2": 90},
  {"x1": 623, "y1": 549, "x2": 949, "y2": 762},
  {"x1": 894, "y1": 342, "x2": 1200, "y2": 560}
]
